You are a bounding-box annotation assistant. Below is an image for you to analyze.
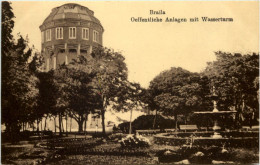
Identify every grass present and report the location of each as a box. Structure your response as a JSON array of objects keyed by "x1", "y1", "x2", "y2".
[
  {"x1": 1, "y1": 134, "x2": 259, "y2": 164},
  {"x1": 46, "y1": 155, "x2": 156, "y2": 165}
]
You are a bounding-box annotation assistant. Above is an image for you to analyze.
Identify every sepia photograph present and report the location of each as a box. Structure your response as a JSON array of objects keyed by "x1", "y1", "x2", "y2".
[{"x1": 1, "y1": 1, "x2": 259, "y2": 164}]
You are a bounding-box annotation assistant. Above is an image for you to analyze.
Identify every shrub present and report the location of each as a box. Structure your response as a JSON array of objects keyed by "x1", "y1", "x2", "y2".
[
  {"x1": 118, "y1": 115, "x2": 176, "y2": 133},
  {"x1": 119, "y1": 134, "x2": 151, "y2": 148},
  {"x1": 132, "y1": 115, "x2": 175, "y2": 130},
  {"x1": 118, "y1": 122, "x2": 130, "y2": 133},
  {"x1": 230, "y1": 148, "x2": 259, "y2": 163}
]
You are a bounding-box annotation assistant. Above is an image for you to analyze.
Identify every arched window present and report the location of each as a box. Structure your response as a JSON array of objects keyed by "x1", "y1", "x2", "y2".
[
  {"x1": 56, "y1": 27, "x2": 63, "y2": 39},
  {"x1": 93, "y1": 30, "x2": 99, "y2": 42},
  {"x1": 41, "y1": 31, "x2": 44, "y2": 43},
  {"x1": 82, "y1": 28, "x2": 89, "y2": 40},
  {"x1": 69, "y1": 27, "x2": 76, "y2": 39},
  {"x1": 46, "y1": 29, "x2": 51, "y2": 41}
]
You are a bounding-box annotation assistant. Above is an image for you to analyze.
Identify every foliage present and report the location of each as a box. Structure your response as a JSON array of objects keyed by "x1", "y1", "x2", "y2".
[
  {"x1": 89, "y1": 47, "x2": 132, "y2": 134},
  {"x1": 203, "y1": 52, "x2": 259, "y2": 126},
  {"x1": 149, "y1": 67, "x2": 208, "y2": 130},
  {"x1": 1, "y1": 2, "x2": 41, "y2": 140},
  {"x1": 2, "y1": 1, "x2": 14, "y2": 56},
  {"x1": 152, "y1": 68, "x2": 206, "y2": 114},
  {"x1": 118, "y1": 115, "x2": 176, "y2": 133},
  {"x1": 120, "y1": 134, "x2": 150, "y2": 148},
  {"x1": 53, "y1": 56, "x2": 100, "y2": 132},
  {"x1": 229, "y1": 148, "x2": 259, "y2": 164},
  {"x1": 2, "y1": 64, "x2": 38, "y2": 125},
  {"x1": 37, "y1": 71, "x2": 57, "y2": 120},
  {"x1": 36, "y1": 47, "x2": 137, "y2": 133},
  {"x1": 2, "y1": 36, "x2": 39, "y2": 133},
  {"x1": 118, "y1": 122, "x2": 130, "y2": 133},
  {"x1": 133, "y1": 115, "x2": 175, "y2": 130}
]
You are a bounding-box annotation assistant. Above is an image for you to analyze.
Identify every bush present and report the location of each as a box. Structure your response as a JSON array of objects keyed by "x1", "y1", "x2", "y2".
[
  {"x1": 119, "y1": 134, "x2": 150, "y2": 148},
  {"x1": 133, "y1": 115, "x2": 175, "y2": 130},
  {"x1": 118, "y1": 122, "x2": 130, "y2": 133},
  {"x1": 230, "y1": 148, "x2": 259, "y2": 163},
  {"x1": 108, "y1": 133, "x2": 125, "y2": 141},
  {"x1": 118, "y1": 115, "x2": 176, "y2": 133}
]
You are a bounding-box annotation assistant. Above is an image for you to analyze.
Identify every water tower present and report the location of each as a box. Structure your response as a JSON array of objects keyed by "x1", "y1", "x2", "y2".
[{"x1": 39, "y1": 3, "x2": 104, "y2": 71}]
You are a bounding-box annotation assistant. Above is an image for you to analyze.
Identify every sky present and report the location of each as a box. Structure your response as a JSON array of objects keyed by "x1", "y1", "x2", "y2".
[{"x1": 11, "y1": 1, "x2": 259, "y2": 88}]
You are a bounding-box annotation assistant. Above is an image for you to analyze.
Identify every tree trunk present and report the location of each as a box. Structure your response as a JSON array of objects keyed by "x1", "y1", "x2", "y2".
[
  {"x1": 129, "y1": 108, "x2": 133, "y2": 134},
  {"x1": 249, "y1": 113, "x2": 253, "y2": 129},
  {"x1": 153, "y1": 109, "x2": 157, "y2": 129},
  {"x1": 40, "y1": 120, "x2": 43, "y2": 132},
  {"x1": 32, "y1": 122, "x2": 35, "y2": 132},
  {"x1": 54, "y1": 116, "x2": 56, "y2": 134},
  {"x1": 84, "y1": 116, "x2": 87, "y2": 139},
  {"x1": 70, "y1": 117, "x2": 72, "y2": 133},
  {"x1": 44, "y1": 117, "x2": 47, "y2": 131},
  {"x1": 10, "y1": 121, "x2": 20, "y2": 144},
  {"x1": 175, "y1": 114, "x2": 178, "y2": 132},
  {"x1": 101, "y1": 96, "x2": 106, "y2": 135},
  {"x1": 78, "y1": 119, "x2": 84, "y2": 132},
  {"x1": 66, "y1": 114, "x2": 68, "y2": 136},
  {"x1": 101, "y1": 108, "x2": 106, "y2": 135},
  {"x1": 61, "y1": 116, "x2": 64, "y2": 133},
  {"x1": 36, "y1": 119, "x2": 39, "y2": 133},
  {"x1": 185, "y1": 116, "x2": 187, "y2": 133},
  {"x1": 235, "y1": 100, "x2": 242, "y2": 130},
  {"x1": 59, "y1": 113, "x2": 62, "y2": 136}
]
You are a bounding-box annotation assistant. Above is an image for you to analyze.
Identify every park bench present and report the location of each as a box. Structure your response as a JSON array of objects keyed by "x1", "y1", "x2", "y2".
[
  {"x1": 251, "y1": 125, "x2": 259, "y2": 131},
  {"x1": 242, "y1": 125, "x2": 259, "y2": 132},
  {"x1": 165, "y1": 129, "x2": 175, "y2": 133},
  {"x1": 136, "y1": 129, "x2": 160, "y2": 135},
  {"x1": 199, "y1": 127, "x2": 213, "y2": 131},
  {"x1": 179, "y1": 125, "x2": 198, "y2": 132}
]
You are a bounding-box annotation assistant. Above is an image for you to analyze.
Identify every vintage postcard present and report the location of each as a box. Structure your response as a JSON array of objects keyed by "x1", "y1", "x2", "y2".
[{"x1": 1, "y1": 1, "x2": 259, "y2": 164}]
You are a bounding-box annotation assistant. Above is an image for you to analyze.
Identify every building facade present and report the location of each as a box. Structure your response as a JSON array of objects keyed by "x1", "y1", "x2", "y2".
[
  {"x1": 40, "y1": 3, "x2": 104, "y2": 130},
  {"x1": 39, "y1": 3, "x2": 104, "y2": 71}
]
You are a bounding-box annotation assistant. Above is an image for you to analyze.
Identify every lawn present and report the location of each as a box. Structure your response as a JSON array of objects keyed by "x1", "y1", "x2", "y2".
[{"x1": 1, "y1": 134, "x2": 259, "y2": 164}]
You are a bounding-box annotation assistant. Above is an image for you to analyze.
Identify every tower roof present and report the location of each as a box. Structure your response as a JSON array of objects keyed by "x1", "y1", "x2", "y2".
[{"x1": 40, "y1": 3, "x2": 103, "y2": 30}]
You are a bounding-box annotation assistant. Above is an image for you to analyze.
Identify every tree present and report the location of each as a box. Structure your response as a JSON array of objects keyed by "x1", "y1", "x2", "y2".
[
  {"x1": 53, "y1": 56, "x2": 99, "y2": 132},
  {"x1": 203, "y1": 52, "x2": 259, "y2": 127},
  {"x1": 37, "y1": 71, "x2": 57, "y2": 131},
  {"x1": 2, "y1": 1, "x2": 14, "y2": 57},
  {"x1": 120, "y1": 82, "x2": 146, "y2": 134},
  {"x1": 2, "y1": 37, "x2": 39, "y2": 140},
  {"x1": 149, "y1": 67, "x2": 206, "y2": 131},
  {"x1": 2, "y1": 2, "x2": 40, "y2": 141},
  {"x1": 89, "y1": 47, "x2": 128, "y2": 134}
]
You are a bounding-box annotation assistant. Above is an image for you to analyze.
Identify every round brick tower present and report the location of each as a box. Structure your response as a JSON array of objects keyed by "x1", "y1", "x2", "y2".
[{"x1": 39, "y1": 3, "x2": 104, "y2": 71}]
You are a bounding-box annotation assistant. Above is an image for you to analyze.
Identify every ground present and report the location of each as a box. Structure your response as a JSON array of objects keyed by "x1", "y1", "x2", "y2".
[{"x1": 1, "y1": 133, "x2": 259, "y2": 164}]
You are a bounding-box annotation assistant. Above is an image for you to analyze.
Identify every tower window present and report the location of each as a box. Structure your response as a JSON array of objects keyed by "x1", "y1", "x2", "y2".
[
  {"x1": 56, "y1": 27, "x2": 63, "y2": 39},
  {"x1": 93, "y1": 30, "x2": 99, "y2": 42},
  {"x1": 82, "y1": 28, "x2": 89, "y2": 40},
  {"x1": 59, "y1": 49, "x2": 65, "y2": 53},
  {"x1": 69, "y1": 49, "x2": 77, "y2": 53},
  {"x1": 41, "y1": 31, "x2": 44, "y2": 43},
  {"x1": 80, "y1": 49, "x2": 87, "y2": 54},
  {"x1": 69, "y1": 27, "x2": 76, "y2": 39},
  {"x1": 46, "y1": 29, "x2": 51, "y2": 41}
]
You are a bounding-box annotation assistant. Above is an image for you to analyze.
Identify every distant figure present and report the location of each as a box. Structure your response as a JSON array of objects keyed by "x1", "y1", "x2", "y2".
[
  {"x1": 95, "y1": 124, "x2": 98, "y2": 133},
  {"x1": 113, "y1": 124, "x2": 117, "y2": 132}
]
